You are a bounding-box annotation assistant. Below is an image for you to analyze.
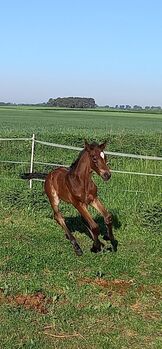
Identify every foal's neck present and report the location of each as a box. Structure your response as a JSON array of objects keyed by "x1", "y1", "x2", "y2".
[{"x1": 70, "y1": 150, "x2": 92, "y2": 180}]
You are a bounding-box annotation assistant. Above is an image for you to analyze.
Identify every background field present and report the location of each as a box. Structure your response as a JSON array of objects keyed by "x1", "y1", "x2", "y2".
[{"x1": 0, "y1": 107, "x2": 162, "y2": 349}]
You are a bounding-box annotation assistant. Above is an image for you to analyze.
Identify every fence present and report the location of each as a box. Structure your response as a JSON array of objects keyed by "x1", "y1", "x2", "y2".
[{"x1": 0, "y1": 134, "x2": 162, "y2": 189}]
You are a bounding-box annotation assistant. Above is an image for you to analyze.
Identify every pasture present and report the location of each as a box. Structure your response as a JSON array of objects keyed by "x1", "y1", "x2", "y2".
[{"x1": 0, "y1": 107, "x2": 162, "y2": 349}]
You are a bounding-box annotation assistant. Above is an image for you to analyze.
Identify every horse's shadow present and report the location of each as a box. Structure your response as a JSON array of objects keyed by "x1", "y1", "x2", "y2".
[{"x1": 65, "y1": 210, "x2": 121, "y2": 240}]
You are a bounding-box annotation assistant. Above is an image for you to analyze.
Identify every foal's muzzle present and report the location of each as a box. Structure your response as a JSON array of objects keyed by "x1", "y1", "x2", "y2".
[{"x1": 102, "y1": 171, "x2": 111, "y2": 181}]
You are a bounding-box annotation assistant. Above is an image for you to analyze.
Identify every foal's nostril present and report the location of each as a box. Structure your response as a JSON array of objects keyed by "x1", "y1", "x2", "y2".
[{"x1": 103, "y1": 172, "x2": 111, "y2": 181}]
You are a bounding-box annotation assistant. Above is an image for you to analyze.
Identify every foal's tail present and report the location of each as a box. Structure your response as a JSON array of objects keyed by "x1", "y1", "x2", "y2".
[{"x1": 20, "y1": 172, "x2": 48, "y2": 180}]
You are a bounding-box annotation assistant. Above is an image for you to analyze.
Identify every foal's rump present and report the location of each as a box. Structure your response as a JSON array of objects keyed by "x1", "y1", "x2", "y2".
[{"x1": 44, "y1": 167, "x2": 73, "y2": 203}]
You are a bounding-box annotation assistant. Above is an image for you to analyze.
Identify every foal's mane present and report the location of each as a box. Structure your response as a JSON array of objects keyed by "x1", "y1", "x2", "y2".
[
  {"x1": 69, "y1": 142, "x2": 99, "y2": 171},
  {"x1": 69, "y1": 149, "x2": 86, "y2": 171}
]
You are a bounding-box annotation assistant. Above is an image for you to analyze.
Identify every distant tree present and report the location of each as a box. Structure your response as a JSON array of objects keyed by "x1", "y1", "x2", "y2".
[
  {"x1": 119, "y1": 105, "x2": 125, "y2": 109},
  {"x1": 48, "y1": 98, "x2": 54, "y2": 105},
  {"x1": 125, "y1": 105, "x2": 131, "y2": 110},
  {"x1": 133, "y1": 105, "x2": 143, "y2": 110},
  {"x1": 145, "y1": 106, "x2": 150, "y2": 110},
  {"x1": 0, "y1": 102, "x2": 16, "y2": 106},
  {"x1": 151, "y1": 106, "x2": 161, "y2": 110},
  {"x1": 47, "y1": 97, "x2": 96, "y2": 108}
]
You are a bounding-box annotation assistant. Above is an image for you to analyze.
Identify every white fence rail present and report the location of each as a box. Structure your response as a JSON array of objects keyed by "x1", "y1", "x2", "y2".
[
  {"x1": 29, "y1": 134, "x2": 35, "y2": 189},
  {"x1": 0, "y1": 134, "x2": 162, "y2": 188}
]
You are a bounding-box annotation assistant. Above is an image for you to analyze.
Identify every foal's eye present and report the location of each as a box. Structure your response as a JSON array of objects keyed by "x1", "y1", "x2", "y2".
[{"x1": 92, "y1": 155, "x2": 97, "y2": 162}]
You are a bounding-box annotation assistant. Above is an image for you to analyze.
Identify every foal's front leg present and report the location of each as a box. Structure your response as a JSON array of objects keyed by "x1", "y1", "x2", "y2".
[
  {"x1": 74, "y1": 202, "x2": 103, "y2": 253},
  {"x1": 91, "y1": 198, "x2": 118, "y2": 252}
]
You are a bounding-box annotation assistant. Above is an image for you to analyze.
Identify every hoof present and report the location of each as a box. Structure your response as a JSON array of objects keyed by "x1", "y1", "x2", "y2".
[
  {"x1": 111, "y1": 239, "x2": 118, "y2": 252},
  {"x1": 91, "y1": 244, "x2": 101, "y2": 253},
  {"x1": 74, "y1": 243, "x2": 83, "y2": 256},
  {"x1": 91, "y1": 246, "x2": 99, "y2": 253},
  {"x1": 103, "y1": 235, "x2": 110, "y2": 241},
  {"x1": 76, "y1": 248, "x2": 83, "y2": 256}
]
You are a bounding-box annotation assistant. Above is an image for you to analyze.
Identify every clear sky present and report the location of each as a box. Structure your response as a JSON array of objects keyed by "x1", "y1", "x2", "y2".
[{"x1": 0, "y1": 0, "x2": 162, "y2": 106}]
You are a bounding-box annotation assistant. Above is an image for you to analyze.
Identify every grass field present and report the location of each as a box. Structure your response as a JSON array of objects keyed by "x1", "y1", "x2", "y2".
[{"x1": 0, "y1": 107, "x2": 162, "y2": 349}]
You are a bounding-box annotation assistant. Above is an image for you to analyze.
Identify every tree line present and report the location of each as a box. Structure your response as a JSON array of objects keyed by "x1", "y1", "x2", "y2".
[
  {"x1": 0, "y1": 99, "x2": 161, "y2": 111},
  {"x1": 47, "y1": 97, "x2": 96, "y2": 108},
  {"x1": 103, "y1": 104, "x2": 162, "y2": 111}
]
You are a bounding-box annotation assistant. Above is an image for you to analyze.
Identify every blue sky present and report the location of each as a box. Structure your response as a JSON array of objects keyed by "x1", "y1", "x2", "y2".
[{"x1": 0, "y1": 0, "x2": 162, "y2": 106}]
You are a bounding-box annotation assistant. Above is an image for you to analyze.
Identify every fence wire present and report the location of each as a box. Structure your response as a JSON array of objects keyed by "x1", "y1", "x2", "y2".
[{"x1": 0, "y1": 136, "x2": 162, "y2": 183}]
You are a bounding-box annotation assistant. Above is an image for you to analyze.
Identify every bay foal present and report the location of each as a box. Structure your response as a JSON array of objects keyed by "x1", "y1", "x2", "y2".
[{"x1": 44, "y1": 141, "x2": 117, "y2": 256}]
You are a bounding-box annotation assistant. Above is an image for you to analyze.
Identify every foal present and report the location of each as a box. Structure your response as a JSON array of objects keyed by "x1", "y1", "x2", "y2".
[{"x1": 44, "y1": 141, "x2": 117, "y2": 256}]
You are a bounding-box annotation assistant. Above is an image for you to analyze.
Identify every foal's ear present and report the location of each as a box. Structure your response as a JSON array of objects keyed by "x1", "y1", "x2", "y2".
[
  {"x1": 84, "y1": 140, "x2": 90, "y2": 151},
  {"x1": 99, "y1": 141, "x2": 107, "y2": 151}
]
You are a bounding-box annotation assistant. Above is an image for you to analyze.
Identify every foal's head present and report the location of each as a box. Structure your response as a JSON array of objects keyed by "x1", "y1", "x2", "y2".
[{"x1": 84, "y1": 141, "x2": 111, "y2": 181}]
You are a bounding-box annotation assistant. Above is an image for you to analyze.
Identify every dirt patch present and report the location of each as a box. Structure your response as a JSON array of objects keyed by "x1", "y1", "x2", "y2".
[
  {"x1": 0, "y1": 289, "x2": 51, "y2": 314},
  {"x1": 123, "y1": 329, "x2": 138, "y2": 338},
  {"x1": 0, "y1": 288, "x2": 6, "y2": 304},
  {"x1": 130, "y1": 300, "x2": 144, "y2": 313},
  {"x1": 130, "y1": 300, "x2": 161, "y2": 320},
  {"x1": 79, "y1": 277, "x2": 134, "y2": 295},
  {"x1": 137, "y1": 284, "x2": 162, "y2": 299},
  {"x1": 130, "y1": 284, "x2": 162, "y2": 321}
]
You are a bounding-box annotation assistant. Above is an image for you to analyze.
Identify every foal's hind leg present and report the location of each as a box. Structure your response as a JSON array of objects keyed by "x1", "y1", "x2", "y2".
[
  {"x1": 91, "y1": 198, "x2": 118, "y2": 252},
  {"x1": 47, "y1": 193, "x2": 83, "y2": 256},
  {"x1": 74, "y1": 202, "x2": 104, "y2": 253}
]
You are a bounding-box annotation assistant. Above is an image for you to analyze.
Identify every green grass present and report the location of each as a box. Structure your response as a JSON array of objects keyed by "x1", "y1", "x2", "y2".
[{"x1": 0, "y1": 107, "x2": 162, "y2": 348}]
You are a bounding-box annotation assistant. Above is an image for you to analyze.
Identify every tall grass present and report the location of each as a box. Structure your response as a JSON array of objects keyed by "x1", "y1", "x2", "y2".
[
  {"x1": 1, "y1": 106, "x2": 161, "y2": 245},
  {"x1": 0, "y1": 107, "x2": 162, "y2": 349}
]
